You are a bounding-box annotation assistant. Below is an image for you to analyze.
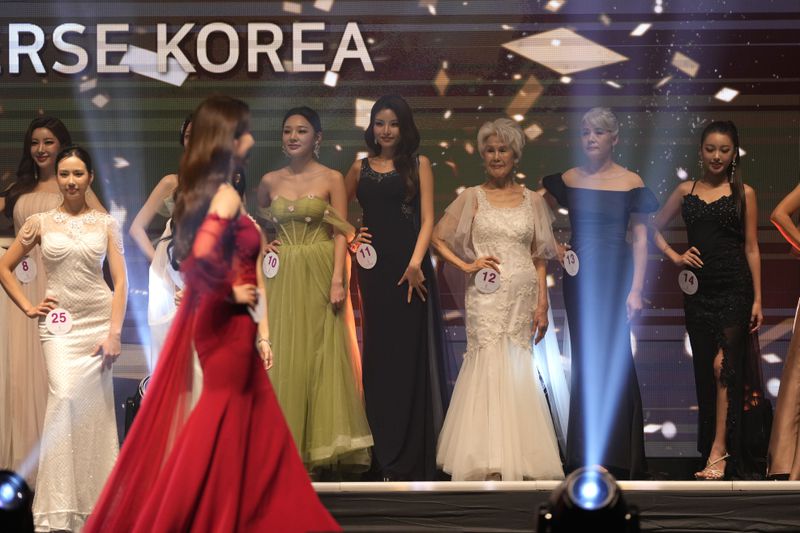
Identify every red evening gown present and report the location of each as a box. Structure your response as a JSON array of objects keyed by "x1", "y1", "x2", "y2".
[{"x1": 85, "y1": 213, "x2": 340, "y2": 532}]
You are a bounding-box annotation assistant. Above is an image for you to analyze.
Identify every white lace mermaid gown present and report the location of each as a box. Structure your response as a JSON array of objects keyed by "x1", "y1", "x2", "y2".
[
  {"x1": 19, "y1": 209, "x2": 121, "y2": 531},
  {"x1": 436, "y1": 187, "x2": 565, "y2": 481}
]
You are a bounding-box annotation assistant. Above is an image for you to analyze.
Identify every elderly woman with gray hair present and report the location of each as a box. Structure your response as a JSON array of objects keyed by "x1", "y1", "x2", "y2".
[
  {"x1": 432, "y1": 118, "x2": 564, "y2": 481},
  {"x1": 541, "y1": 107, "x2": 658, "y2": 479}
]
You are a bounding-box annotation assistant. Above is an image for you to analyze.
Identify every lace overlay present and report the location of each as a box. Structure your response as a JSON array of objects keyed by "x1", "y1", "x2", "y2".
[
  {"x1": 466, "y1": 188, "x2": 542, "y2": 352},
  {"x1": 681, "y1": 190, "x2": 771, "y2": 479},
  {"x1": 22, "y1": 208, "x2": 120, "y2": 531},
  {"x1": 436, "y1": 186, "x2": 563, "y2": 481}
]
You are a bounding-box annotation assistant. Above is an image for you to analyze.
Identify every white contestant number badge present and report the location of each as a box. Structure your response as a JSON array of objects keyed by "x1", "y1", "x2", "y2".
[
  {"x1": 475, "y1": 268, "x2": 501, "y2": 294},
  {"x1": 14, "y1": 256, "x2": 37, "y2": 283},
  {"x1": 679, "y1": 270, "x2": 699, "y2": 295},
  {"x1": 46, "y1": 308, "x2": 73, "y2": 335},
  {"x1": 563, "y1": 250, "x2": 580, "y2": 277},
  {"x1": 262, "y1": 252, "x2": 280, "y2": 279},
  {"x1": 356, "y1": 244, "x2": 377, "y2": 270}
]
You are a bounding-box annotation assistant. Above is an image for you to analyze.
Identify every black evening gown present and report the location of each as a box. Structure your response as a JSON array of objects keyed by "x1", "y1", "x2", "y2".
[
  {"x1": 681, "y1": 182, "x2": 772, "y2": 479},
  {"x1": 543, "y1": 173, "x2": 656, "y2": 479},
  {"x1": 356, "y1": 158, "x2": 448, "y2": 480}
]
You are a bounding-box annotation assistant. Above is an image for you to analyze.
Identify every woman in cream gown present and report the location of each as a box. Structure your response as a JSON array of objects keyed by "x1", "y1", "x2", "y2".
[{"x1": 432, "y1": 119, "x2": 564, "y2": 481}]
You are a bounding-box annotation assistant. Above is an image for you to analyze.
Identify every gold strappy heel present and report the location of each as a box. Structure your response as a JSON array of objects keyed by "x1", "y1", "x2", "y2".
[{"x1": 694, "y1": 453, "x2": 729, "y2": 480}]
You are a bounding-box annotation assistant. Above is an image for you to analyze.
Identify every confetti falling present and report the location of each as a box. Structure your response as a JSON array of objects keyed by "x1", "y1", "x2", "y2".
[
  {"x1": 79, "y1": 78, "x2": 97, "y2": 93},
  {"x1": 121, "y1": 45, "x2": 189, "y2": 87},
  {"x1": 355, "y1": 98, "x2": 376, "y2": 129},
  {"x1": 714, "y1": 87, "x2": 739, "y2": 102},
  {"x1": 434, "y1": 68, "x2": 450, "y2": 96},
  {"x1": 323, "y1": 70, "x2": 339, "y2": 87},
  {"x1": 92, "y1": 94, "x2": 109, "y2": 108},
  {"x1": 282, "y1": 1, "x2": 301, "y2": 14},
  {"x1": 655, "y1": 75, "x2": 673, "y2": 88},
  {"x1": 545, "y1": 0, "x2": 565, "y2": 13},
  {"x1": 503, "y1": 28, "x2": 628, "y2": 75},
  {"x1": 762, "y1": 353, "x2": 782, "y2": 364},
  {"x1": 671, "y1": 51, "x2": 700, "y2": 77},
  {"x1": 630, "y1": 23, "x2": 651, "y2": 37},
  {"x1": 524, "y1": 123, "x2": 543, "y2": 141},
  {"x1": 505, "y1": 75, "x2": 544, "y2": 119},
  {"x1": 313, "y1": 0, "x2": 334, "y2": 11},
  {"x1": 113, "y1": 157, "x2": 130, "y2": 169}
]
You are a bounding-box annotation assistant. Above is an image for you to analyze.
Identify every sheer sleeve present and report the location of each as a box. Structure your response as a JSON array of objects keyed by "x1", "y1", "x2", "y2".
[
  {"x1": 182, "y1": 213, "x2": 234, "y2": 294},
  {"x1": 529, "y1": 190, "x2": 558, "y2": 260},
  {"x1": 630, "y1": 186, "x2": 659, "y2": 213},
  {"x1": 17, "y1": 213, "x2": 41, "y2": 246},
  {"x1": 434, "y1": 187, "x2": 478, "y2": 263},
  {"x1": 542, "y1": 173, "x2": 568, "y2": 207},
  {"x1": 105, "y1": 215, "x2": 125, "y2": 255}
]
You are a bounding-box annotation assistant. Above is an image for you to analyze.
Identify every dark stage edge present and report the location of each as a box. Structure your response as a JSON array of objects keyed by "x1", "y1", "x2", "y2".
[{"x1": 315, "y1": 481, "x2": 800, "y2": 532}]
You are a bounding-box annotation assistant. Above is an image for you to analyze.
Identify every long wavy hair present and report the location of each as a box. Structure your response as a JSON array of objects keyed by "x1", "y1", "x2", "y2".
[
  {"x1": 700, "y1": 120, "x2": 745, "y2": 221},
  {"x1": 364, "y1": 95, "x2": 420, "y2": 202},
  {"x1": 1, "y1": 116, "x2": 72, "y2": 218},
  {"x1": 171, "y1": 96, "x2": 250, "y2": 266}
]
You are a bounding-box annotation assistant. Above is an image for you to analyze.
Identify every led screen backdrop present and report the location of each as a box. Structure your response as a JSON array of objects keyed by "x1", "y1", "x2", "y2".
[{"x1": 0, "y1": 0, "x2": 798, "y2": 458}]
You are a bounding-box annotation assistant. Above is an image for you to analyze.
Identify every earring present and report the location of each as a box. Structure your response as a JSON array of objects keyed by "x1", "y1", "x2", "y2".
[
  {"x1": 729, "y1": 159, "x2": 737, "y2": 181},
  {"x1": 281, "y1": 145, "x2": 289, "y2": 158},
  {"x1": 313, "y1": 141, "x2": 321, "y2": 159},
  {"x1": 698, "y1": 158, "x2": 704, "y2": 172},
  {"x1": 374, "y1": 137, "x2": 380, "y2": 146}
]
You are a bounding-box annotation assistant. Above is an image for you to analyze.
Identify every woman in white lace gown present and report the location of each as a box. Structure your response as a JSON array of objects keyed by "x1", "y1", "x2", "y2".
[
  {"x1": 0, "y1": 146, "x2": 126, "y2": 531},
  {"x1": 432, "y1": 119, "x2": 564, "y2": 481}
]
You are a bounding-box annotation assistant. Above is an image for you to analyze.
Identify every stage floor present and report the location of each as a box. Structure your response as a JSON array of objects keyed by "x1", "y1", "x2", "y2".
[{"x1": 315, "y1": 480, "x2": 800, "y2": 532}]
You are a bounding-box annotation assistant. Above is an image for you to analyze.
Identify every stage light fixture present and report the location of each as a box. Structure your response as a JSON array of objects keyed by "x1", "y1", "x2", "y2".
[
  {"x1": 0, "y1": 470, "x2": 33, "y2": 533},
  {"x1": 537, "y1": 466, "x2": 640, "y2": 533}
]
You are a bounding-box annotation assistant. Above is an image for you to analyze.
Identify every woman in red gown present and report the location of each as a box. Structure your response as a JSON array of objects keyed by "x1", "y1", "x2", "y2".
[{"x1": 85, "y1": 95, "x2": 340, "y2": 532}]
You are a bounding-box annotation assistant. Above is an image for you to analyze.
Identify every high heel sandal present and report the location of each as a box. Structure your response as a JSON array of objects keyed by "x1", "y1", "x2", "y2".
[{"x1": 694, "y1": 453, "x2": 729, "y2": 480}]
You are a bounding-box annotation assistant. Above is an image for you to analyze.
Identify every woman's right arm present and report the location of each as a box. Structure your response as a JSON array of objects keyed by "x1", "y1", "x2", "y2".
[
  {"x1": 129, "y1": 174, "x2": 178, "y2": 262},
  {"x1": 0, "y1": 235, "x2": 56, "y2": 317},
  {"x1": 771, "y1": 183, "x2": 800, "y2": 252}
]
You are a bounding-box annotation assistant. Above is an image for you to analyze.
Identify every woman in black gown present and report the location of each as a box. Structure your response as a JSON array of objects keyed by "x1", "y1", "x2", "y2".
[
  {"x1": 344, "y1": 95, "x2": 447, "y2": 481},
  {"x1": 651, "y1": 120, "x2": 771, "y2": 479},
  {"x1": 541, "y1": 107, "x2": 656, "y2": 479}
]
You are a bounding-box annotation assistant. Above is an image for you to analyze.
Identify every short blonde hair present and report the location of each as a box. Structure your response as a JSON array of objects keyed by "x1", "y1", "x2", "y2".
[
  {"x1": 582, "y1": 107, "x2": 619, "y2": 137},
  {"x1": 477, "y1": 118, "x2": 525, "y2": 161}
]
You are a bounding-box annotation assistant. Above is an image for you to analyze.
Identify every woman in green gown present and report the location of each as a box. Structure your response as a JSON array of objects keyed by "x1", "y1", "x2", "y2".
[{"x1": 257, "y1": 106, "x2": 372, "y2": 474}]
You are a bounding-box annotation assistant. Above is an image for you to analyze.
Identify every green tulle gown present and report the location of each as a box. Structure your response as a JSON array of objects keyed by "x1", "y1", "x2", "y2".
[{"x1": 262, "y1": 195, "x2": 372, "y2": 472}]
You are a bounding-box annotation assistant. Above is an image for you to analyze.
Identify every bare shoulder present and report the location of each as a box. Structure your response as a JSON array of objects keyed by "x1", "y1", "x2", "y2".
[
  {"x1": 325, "y1": 166, "x2": 345, "y2": 185},
  {"x1": 260, "y1": 168, "x2": 285, "y2": 187},
  {"x1": 347, "y1": 157, "x2": 364, "y2": 175},
  {"x1": 673, "y1": 180, "x2": 693, "y2": 195},
  {"x1": 621, "y1": 169, "x2": 645, "y2": 188},
  {"x1": 160, "y1": 173, "x2": 179, "y2": 190},
  {"x1": 209, "y1": 183, "x2": 241, "y2": 218},
  {"x1": 418, "y1": 154, "x2": 432, "y2": 167},
  {"x1": 744, "y1": 183, "x2": 757, "y2": 199}
]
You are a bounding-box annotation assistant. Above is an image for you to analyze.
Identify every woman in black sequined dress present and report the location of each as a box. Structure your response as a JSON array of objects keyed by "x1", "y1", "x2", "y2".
[{"x1": 651, "y1": 121, "x2": 771, "y2": 480}]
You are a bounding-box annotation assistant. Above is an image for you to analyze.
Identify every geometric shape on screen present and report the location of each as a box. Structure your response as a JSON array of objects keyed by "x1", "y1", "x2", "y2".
[{"x1": 502, "y1": 28, "x2": 628, "y2": 75}]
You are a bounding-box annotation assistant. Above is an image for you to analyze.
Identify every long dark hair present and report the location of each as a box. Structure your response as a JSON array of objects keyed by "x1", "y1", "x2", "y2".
[
  {"x1": 700, "y1": 120, "x2": 745, "y2": 221},
  {"x1": 364, "y1": 95, "x2": 420, "y2": 201},
  {"x1": 1, "y1": 116, "x2": 72, "y2": 218},
  {"x1": 171, "y1": 96, "x2": 250, "y2": 265}
]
